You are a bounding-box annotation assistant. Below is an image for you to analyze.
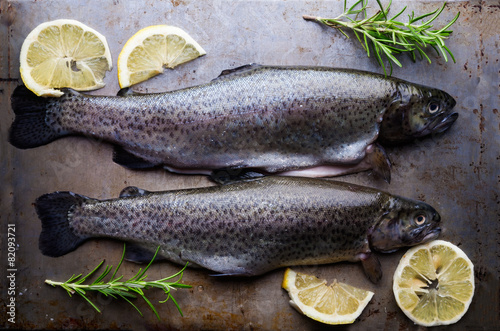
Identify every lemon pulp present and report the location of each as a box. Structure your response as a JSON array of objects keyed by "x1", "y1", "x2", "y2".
[
  {"x1": 282, "y1": 268, "x2": 374, "y2": 325},
  {"x1": 20, "y1": 19, "x2": 112, "y2": 97},
  {"x1": 117, "y1": 25, "x2": 206, "y2": 88},
  {"x1": 393, "y1": 240, "x2": 474, "y2": 326}
]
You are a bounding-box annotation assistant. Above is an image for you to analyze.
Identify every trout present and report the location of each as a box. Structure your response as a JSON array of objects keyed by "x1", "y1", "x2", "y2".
[
  {"x1": 36, "y1": 177, "x2": 441, "y2": 283},
  {"x1": 10, "y1": 65, "x2": 457, "y2": 182}
]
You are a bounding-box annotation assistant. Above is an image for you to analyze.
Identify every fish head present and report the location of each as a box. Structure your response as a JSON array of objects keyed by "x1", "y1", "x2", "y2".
[
  {"x1": 369, "y1": 199, "x2": 441, "y2": 253},
  {"x1": 378, "y1": 83, "x2": 457, "y2": 145}
]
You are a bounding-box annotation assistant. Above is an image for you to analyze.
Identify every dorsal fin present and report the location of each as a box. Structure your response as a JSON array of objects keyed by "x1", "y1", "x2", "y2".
[
  {"x1": 60, "y1": 88, "x2": 82, "y2": 97},
  {"x1": 213, "y1": 63, "x2": 262, "y2": 81},
  {"x1": 119, "y1": 186, "x2": 152, "y2": 198},
  {"x1": 117, "y1": 87, "x2": 145, "y2": 97}
]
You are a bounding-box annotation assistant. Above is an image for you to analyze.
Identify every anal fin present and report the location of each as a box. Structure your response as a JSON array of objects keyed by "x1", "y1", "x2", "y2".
[
  {"x1": 124, "y1": 243, "x2": 166, "y2": 263},
  {"x1": 113, "y1": 146, "x2": 159, "y2": 169},
  {"x1": 210, "y1": 167, "x2": 265, "y2": 185}
]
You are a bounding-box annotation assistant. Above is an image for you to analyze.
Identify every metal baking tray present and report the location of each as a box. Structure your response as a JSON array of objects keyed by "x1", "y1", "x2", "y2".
[{"x1": 1, "y1": 0, "x2": 498, "y2": 329}]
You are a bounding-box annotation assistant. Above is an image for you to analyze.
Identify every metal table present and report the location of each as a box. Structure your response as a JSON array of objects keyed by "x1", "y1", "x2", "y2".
[{"x1": 1, "y1": 0, "x2": 498, "y2": 329}]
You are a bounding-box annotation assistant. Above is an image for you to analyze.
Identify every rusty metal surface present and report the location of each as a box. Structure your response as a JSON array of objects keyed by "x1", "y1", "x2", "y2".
[{"x1": 0, "y1": 0, "x2": 499, "y2": 330}]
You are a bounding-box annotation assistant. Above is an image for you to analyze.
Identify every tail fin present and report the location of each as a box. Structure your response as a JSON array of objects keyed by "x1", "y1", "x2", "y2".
[
  {"x1": 9, "y1": 85, "x2": 67, "y2": 149},
  {"x1": 36, "y1": 191, "x2": 90, "y2": 257}
]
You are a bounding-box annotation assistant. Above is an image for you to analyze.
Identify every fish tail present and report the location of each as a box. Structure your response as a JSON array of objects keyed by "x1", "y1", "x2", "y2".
[
  {"x1": 9, "y1": 85, "x2": 67, "y2": 149},
  {"x1": 36, "y1": 191, "x2": 90, "y2": 257}
]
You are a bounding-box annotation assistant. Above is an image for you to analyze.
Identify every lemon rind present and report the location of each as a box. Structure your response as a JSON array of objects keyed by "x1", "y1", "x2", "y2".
[
  {"x1": 117, "y1": 25, "x2": 206, "y2": 88},
  {"x1": 20, "y1": 19, "x2": 112, "y2": 97},
  {"x1": 393, "y1": 240, "x2": 474, "y2": 327},
  {"x1": 283, "y1": 268, "x2": 374, "y2": 325}
]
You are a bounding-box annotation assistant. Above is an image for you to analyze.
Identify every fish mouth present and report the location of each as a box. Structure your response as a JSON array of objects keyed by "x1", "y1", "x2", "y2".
[
  {"x1": 427, "y1": 112, "x2": 459, "y2": 134},
  {"x1": 405, "y1": 226, "x2": 441, "y2": 246},
  {"x1": 420, "y1": 227, "x2": 441, "y2": 243}
]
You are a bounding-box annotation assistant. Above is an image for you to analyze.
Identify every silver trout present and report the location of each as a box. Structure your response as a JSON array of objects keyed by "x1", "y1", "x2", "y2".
[
  {"x1": 10, "y1": 64, "x2": 457, "y2": 182},
  {"x1": 36, "y1": 177, "x2": 441, "y2": 283}
]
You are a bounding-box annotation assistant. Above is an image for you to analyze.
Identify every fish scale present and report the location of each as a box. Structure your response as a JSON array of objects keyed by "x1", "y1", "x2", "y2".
[
  {"x1": 9, "y1": 64, "x2": 457, "y2": 181},
  {"x1": 36, "y1": 177, "x2": 441, "y2": 282}
]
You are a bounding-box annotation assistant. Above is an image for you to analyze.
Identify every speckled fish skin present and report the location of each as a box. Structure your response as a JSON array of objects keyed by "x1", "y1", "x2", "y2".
[
  {"x1": 36, "y1": 177, "x2": 441, "y2": 281},
  {"x1": 9, "y1": 64, "x2": 457, "y2": 178}
]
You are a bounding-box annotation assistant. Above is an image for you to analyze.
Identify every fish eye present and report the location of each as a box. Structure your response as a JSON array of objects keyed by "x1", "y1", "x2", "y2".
[
  {"x1": 414, "y1": 214, "x2": 426, "y2": 225},
  {"x1": 428, "y1": 102, "x2": 440, "y2": 114}
]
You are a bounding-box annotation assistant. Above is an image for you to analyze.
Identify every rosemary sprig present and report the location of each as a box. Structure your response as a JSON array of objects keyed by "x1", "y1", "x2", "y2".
[
  {"x1": 45, "y1": 245, "x2": 191, "y2": 320},
  {"x1": 303, "y1": 0, "x2": 460, "y2": 75}
]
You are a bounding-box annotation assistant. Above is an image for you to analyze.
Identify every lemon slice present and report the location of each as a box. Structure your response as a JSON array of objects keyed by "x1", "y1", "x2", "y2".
[
  {"x1": 117, "y1": 25, "x2": 206, "y2": 88},
  {"x1": 393, "y1": 240, "x2": 474, "y2": 327},
  {"x1": 20, "y1": 19, "x2": 112, "y2": 97},
  {"x1": 282, "y1": 268, "x2": 374, "y2": 325}
]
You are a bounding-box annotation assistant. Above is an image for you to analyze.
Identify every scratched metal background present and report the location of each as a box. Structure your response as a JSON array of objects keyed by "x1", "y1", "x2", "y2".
[{"x1": 0, "y1": 0, "x2": 499, "y2": 330}]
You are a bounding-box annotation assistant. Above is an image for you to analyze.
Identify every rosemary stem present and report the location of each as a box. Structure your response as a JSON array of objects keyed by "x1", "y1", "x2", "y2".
[
  {"x1": 302, "y1": 14, "x2": 319, "y2": 21},
  {"x1": 46, "y1": 280, "x2": 112, "y2": 290},
  {"x1": 322, "y1": 19, "x2": 444, "y2": 40},
  {"x1": 44, "y1": 245, "x2": 191, "y2": 319},
  {"x1": 303, "y1": 0, "x2": 459, "y2": 75},
  {"x1": 48, "y1": 280, "x2": 176, "y2": 294}
]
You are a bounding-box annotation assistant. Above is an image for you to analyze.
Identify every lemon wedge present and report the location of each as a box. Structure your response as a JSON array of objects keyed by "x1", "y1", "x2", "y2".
[
  {"x1": 393, "y1": 240, "x2": 475, "y2": 326},
  {"x1": 282, "y1": 268, "x2": 374, "y2": 325},
  {"x1": 117, "y1": 25, "x2": 206, "y2": 88},
  {"x1": 20, "y1": 19, "x2": 112, "y2": 97}
]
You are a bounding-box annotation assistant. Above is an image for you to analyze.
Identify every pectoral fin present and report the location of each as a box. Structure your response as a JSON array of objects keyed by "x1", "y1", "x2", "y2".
[
  {"x1": 365, "y1": 143, "x2": 391, "y2": 183},
  {"x1": 360, "y1": 252, "x2": 383, "y2": 284}
]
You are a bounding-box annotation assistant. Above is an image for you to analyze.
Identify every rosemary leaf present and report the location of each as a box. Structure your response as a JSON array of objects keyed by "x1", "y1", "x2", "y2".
[
  {"x1": 168, "y1": 294, "x2": 184, "y2": 317},
  {"x1": 75, "y1": 260, "x2": 104, "y2": 285},
  {"x1": 120, "y1": 294, "x2": 144, "y2": 316},
  {"x1": 303, "y1": 0, "x2": 460, "y2": 75},
  {"x1": 111, "y1": 244, "x2": 126, "y2": 280},
  {"x1": 44, "y1": 245, "x2": 191, "y2": 320},
  {"x1": 141, "y1": 294, "x2": 160, "y2": 320}
]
